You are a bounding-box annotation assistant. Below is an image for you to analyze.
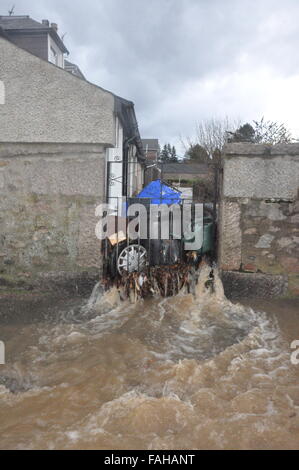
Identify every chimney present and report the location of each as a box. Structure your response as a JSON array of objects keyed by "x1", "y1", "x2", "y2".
[
  {"x1": 42, "y1": 19, "x2": 49, "y2": 26},
  {"x1": 51, "y1": 22, "x2": 58, "y2": 32}
]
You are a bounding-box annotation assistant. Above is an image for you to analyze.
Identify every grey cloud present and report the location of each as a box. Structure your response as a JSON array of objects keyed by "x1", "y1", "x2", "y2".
[{"x1": 2, "y1": 0, "x2": 299, "y2": 146}]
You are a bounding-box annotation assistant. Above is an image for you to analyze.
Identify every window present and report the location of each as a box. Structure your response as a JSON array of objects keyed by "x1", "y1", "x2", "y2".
[{"x1": 49, "y1": 46, "x2": 58, "y2": 65}]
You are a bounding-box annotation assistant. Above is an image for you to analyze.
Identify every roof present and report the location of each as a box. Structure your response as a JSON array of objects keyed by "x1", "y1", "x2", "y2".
[
  {"x1": 64, "y1": 59, "x2": 85, "y2": 80},
  {"x1": 115, "y1": 96, "x2": 145, "y2": 163},
  {"x1": 0, "y1": 25, "x2": 9, "y2": 39},
  {"x1": 142, "y1": 139, "x2": 160, "y2": 151},
  {"x1": 0, "y1": 15, "x2": 44, "y2": 30},
  {"x1": 0, "y1": 15, "x2": 69, "y2": 54},
  {"x1": 162, "y1": 163, "x2": 210, "y2": 175}
]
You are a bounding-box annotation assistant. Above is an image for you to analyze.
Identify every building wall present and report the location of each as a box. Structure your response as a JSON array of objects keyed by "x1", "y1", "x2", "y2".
[
  {"x1": 128, "y1": 146, "x2": 144, "y2": 197},
  {"x1": 0, "y1": 36, "x2": 117, "y2": 287},
  {"x1": 0, "y1": 143, "x2": 105, "y2": 283},
  {"x1": 145, "y1": 150, "x2": 158, "y2": 162},
  {"x1": 6, "y1": 32, "x2": 49, "y2": 62},
  {"x1": 0, "y1": 37, "x2": 146, "y2": 289},
  {"x1": 219, "y1": 143, "x2": 299, "y2": 297},
  {"x1": 48, "y1": 34, "x2": 64, "y2": 68},
  {"x1": 0, "y1": 36, "x2": 115, "y2": 145},
  {"x1": 0, "y1": 79, "x2": 4, "y2": 104}
]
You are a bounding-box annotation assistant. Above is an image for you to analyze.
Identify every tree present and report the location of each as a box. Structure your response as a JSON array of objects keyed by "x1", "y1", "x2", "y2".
[
  {"x1": 159, "y1": 143, "x2": 178, "y2": 163},
  {"x1": 253, "y1": 117, "x2": 292, "y2": 145},
  {"x1": 228, "y1": 123, "x2": 255, "y2": 143},
  {"x1": 228, "y1": 118, "x2": 292, "y2": 145},
  {"x1": 193, "y1": 178, "x2": 214, "y2": 202},
  {"x1": 184, "y1": 144, "x2": 210, "y2": 164},
  {"x1": 182, "y1": 116, "x2": 292, "y2": 168},
  {"x1": 181, "y1": 117, "x2": 240, "y2": 162}
]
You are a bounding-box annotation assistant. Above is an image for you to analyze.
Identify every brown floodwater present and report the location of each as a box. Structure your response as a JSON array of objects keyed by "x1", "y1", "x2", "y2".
[{"x1": 0, "y1": 267, "x2": 298, "y2": 450}]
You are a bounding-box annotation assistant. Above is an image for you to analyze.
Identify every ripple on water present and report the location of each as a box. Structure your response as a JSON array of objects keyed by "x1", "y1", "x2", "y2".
[{"x1": 0, "y1": 267, "x2": 298, "y2": 450}]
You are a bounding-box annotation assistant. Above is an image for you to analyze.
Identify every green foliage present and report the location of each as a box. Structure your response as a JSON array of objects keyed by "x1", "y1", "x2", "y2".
[
  {"x1": 159, "y1": 143, "x2": 178, "y2": 163},
  {"x1": 184, "y1": 144, "x2": 210, "y2": 164},
  {"x1": 228, "y1": 123, "x2": 255, "y2": 142}
]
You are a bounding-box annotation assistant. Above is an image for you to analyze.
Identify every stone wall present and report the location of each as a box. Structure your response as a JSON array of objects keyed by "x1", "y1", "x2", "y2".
[
  {"x1": 219, "y1": 143, "x2": 299, "y2": 298},
  {"x1": 0, "y1": 143, "x2": 105, "y2": 289},
  {"x1": 0, "y1": 36, "x2": 118, "y2": 291}
]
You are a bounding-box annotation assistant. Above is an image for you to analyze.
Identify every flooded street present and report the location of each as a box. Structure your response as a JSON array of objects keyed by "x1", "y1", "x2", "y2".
[{"x1": 0, "y1": 269, "x2": 298, "y2": 450}]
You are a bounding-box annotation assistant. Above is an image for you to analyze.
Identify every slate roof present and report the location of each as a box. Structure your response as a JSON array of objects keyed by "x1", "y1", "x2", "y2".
[
  {"x1": 142, "y1": 139, "x2": 160, "y2": 151},
  {"x1": 115, "y1": 96, "x2": 145, "y2": 162},
  {"x1": 64, "y1": 59, "x2": 85, "y2": 80},
  {"x1": 0, "y1": 15, "x2": 69, "y2": 53},
  {"x1": 0, "y1": 25, "x2": 9, "y2": 39},
  {"x1": 0, "y1": 15, "x2": 44, "y2": 30},
  {"x1": 162, "y1": 163, "x2": 210, "y2": 174}
]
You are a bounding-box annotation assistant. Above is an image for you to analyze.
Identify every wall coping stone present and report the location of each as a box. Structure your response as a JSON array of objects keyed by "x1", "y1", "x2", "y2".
[
  {"x1": 0, "y1": 143, "x2": 107, "y2": 159},
  {"x1": 223, "y1": 143, "x2": 299, "y2": 157}
]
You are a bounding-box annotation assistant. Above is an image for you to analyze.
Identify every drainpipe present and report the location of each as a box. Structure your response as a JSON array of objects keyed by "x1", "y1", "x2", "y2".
[{"x1": 123, "y1": 135, "x2": 136, "y2": 197}]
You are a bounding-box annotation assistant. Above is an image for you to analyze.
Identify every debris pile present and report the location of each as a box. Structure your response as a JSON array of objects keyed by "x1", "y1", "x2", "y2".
[{"x1": 101, "y1": 260, "x2": 215, "y2": 302}]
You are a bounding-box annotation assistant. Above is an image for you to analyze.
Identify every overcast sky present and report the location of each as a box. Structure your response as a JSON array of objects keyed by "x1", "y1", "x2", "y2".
[{"x1": 2, "y1": 0, "x2": 299, "y2": 153}]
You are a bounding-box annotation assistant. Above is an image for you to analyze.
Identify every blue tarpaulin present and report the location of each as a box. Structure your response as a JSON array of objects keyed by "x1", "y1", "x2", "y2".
[{"x1": 136, "y1": 179, "x2": 181, "y2": 205}]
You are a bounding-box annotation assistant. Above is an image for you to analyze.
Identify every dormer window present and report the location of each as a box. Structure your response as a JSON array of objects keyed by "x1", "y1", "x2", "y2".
[{"x1": 0, "y1": 15, "x2": 69, "y2": 68}]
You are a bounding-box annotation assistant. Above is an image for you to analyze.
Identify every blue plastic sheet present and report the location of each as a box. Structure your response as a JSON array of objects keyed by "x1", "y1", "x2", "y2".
[{"x1": 136, "y1": 179, "x2": 181, "y2": 205}]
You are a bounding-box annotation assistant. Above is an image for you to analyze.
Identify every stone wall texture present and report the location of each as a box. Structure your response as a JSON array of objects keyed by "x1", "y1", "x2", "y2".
[
  {"x1": 0, "y1": 36, "x2": 115, "y2": 145},
  {"x1": 0, "y1": 37, "x2": 119, "y2": 289},
  {"x1": 0, "y1": 144, "x2": 105, "y2": 284},
  {"x1": 219, "y1": 143, "x2": 299, "y2": 297}
]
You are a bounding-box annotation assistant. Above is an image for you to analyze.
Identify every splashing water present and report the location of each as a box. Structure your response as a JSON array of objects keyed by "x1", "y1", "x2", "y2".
[{"x1": 0, "y1": 265, "x2": 298, "y2": 450}]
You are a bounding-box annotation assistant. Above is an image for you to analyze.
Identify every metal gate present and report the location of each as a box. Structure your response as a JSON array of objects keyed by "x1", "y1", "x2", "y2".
[{"x1": 101, "y1": 196, "x2": 216, "y2": 280}]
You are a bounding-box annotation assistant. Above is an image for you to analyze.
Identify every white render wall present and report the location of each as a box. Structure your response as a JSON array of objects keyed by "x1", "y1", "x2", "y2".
[
  {"x1": 0, "y1": 36, "x2": 115, "y2": 145},
  {"x1": 48, "y1": 34, "x2": 65, "y2": 68}
]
